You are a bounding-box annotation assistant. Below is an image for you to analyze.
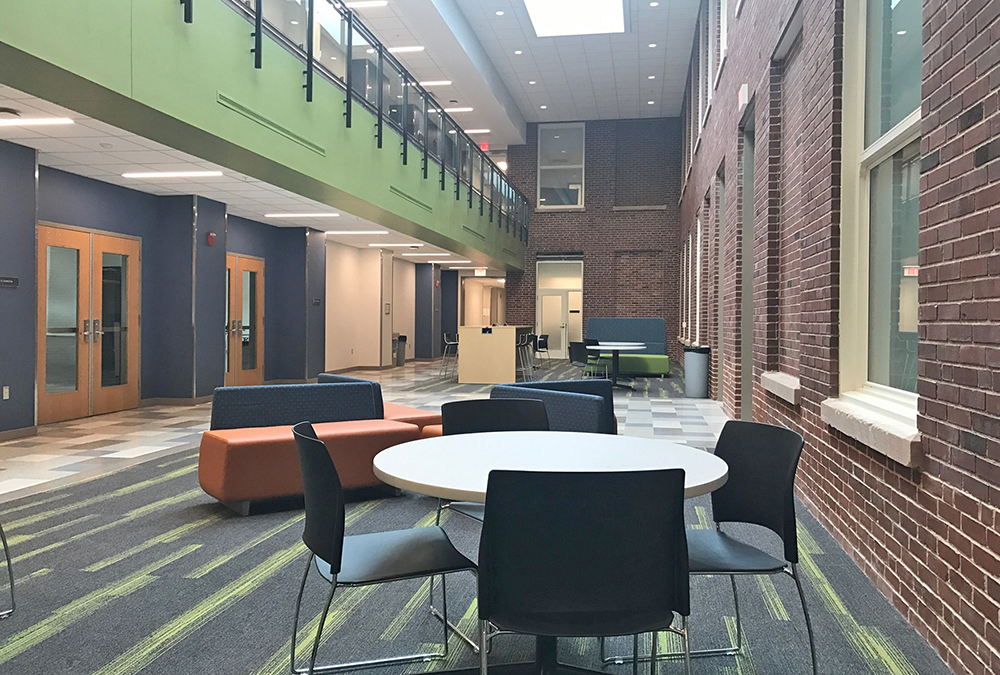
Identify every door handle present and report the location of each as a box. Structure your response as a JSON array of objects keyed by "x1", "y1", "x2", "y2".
[
  {"x1": 93, "y1": 319, "x2": 102, "y2": 337},
  {"x1": 82, "y1": 319, "x2": 91, "y2": 342},
  {"x1": 230, "y1": 319, "x2": 242, "y2": 334}
]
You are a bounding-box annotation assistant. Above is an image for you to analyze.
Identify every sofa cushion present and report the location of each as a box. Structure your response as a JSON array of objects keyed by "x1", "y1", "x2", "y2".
[
  {"x1": 420, "y1": 424, "x2": 443, "y2": 438},
  {"x1": 198, "y1": 419, "x2": 420, "y2": 502},
  {"x1": 210, "y1": 383, "x2": 379, "y2": 430},
  {"x1": 383, "y1": 402, "x2": 442, "y2": 429},
  {"x1": 618, "y1": 354, "x2": 671, "y2": 376},
  {"x1": 317, "y1": 373, "x2": 384, "y2": 418}
]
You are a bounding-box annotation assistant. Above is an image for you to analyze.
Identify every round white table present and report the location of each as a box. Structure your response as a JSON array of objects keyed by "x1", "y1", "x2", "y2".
[
  {"x1": 586, "y1": 343, "x2": 647, "y2": 388},
  {"x1": 373, "y1": 430, "x2": 728, "y2": 501}
]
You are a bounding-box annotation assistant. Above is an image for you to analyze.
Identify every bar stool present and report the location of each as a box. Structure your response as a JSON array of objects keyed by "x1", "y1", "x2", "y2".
[
  {"x1": 516, "y1": 333, "x2": 536, "y2": 382},
  {"x1": 440, "y1": 333, "x2": 459, "y2": 379}
]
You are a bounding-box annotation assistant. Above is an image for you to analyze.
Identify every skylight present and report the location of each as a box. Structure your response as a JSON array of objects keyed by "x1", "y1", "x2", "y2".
[{"x1": 523, "y1": 0, "x2": 625, "y2": 38}]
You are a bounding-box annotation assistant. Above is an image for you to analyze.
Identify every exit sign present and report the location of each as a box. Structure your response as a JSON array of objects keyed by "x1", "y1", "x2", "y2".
[{"x1": 480, "y1": 142, "x2": 489, "y2": 152}]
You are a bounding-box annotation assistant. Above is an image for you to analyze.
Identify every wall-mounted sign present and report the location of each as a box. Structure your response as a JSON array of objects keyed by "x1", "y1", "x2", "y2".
[
  {"x1": 0, "y1": 276, "x2": 19, "y2": 289},
  {"x1": 474, "y1": 268, "x2": 486, "y2": 277},
  {"x1": 903, "y1": 266, "x2": 919, "y2": 277}
]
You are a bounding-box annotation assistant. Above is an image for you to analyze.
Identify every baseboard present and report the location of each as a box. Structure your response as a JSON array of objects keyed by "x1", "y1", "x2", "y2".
[
  {"x1": 0, "y1": 426, "x2": 37, "y2": 442},
  {"x1": 140, "y1": 395, "x2": 213, "y2": 407}
]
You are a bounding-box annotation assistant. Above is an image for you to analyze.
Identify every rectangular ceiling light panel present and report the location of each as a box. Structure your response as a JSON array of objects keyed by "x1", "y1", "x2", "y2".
[{"x1": 524, "y1": 0, "x2": 625, "y2": 38}]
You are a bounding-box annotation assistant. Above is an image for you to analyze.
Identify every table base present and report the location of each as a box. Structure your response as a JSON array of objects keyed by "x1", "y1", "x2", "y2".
[{"x1": 439, "y1": 636, "x2": 647, "y2": 675}]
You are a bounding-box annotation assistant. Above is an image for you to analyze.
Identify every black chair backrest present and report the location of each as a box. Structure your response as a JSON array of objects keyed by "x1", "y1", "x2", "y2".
[
  {"x1": 479, "y1": 469, "x2": 689, "y2": 637},
  {"x1": 292, "y1": 422, "x2": 345, "y2": 572},
  {"x1": 567, "y1": 342, "x2": 588, "y2": 364},
  {"x1": 583, "y1": 337, "x2": 599, "y2": 347},
  {"x1": 710, "y1": 420, "x2": 805, "y2": 563},
  {"x1": 537, "y1": 335, "x2": 549, "y2": 350},
  {"x1": 441, "y1": 399, "x2": 549, "y2": 436}
]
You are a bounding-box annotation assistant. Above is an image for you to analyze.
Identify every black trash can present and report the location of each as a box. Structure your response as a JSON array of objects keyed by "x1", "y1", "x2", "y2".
[
  {"x1": 395, "y1": 335, "x2": 407, "y2": 366},
  {"x1": 683, "y1": 345, "x2": 711, "y2": 398}
]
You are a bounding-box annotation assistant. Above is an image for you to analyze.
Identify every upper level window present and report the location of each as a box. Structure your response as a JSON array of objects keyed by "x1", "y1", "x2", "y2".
[
  {"x1": 537, "y1": 123, "x2": 585, "y2": 209},
  {"x1": 864, "y1": 0, "x2": 921, "y2": 145}
]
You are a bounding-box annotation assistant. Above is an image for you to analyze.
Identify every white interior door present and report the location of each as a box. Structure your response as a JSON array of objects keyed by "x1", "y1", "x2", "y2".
[{"x1": 537, "y1": 292, "x2": 568, "y2": 359}]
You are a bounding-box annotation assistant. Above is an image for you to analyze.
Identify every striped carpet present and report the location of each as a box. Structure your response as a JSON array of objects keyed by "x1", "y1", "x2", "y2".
[{"x1": 0, "y1": 447, "x2": 951, "y2": 675}]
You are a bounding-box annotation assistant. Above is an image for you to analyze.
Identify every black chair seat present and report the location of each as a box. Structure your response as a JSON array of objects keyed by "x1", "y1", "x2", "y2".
[
  {"x1": 448, "y1": 502, "x2": 485, "y2": 522},
  {"x1": 687, "y1": 529, "x2": 786, "y2": 575},
  {"x1": 313, "y1": 526, "x2": 475, "y2": 585}
]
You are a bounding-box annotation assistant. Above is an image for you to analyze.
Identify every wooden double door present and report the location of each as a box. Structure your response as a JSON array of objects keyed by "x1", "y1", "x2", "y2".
[
  {"x1": 225, "y1": 254, "x2": 264, "y2": 387},
  {"x1": 36, "y1": 225, "x2": 141, "y2": 425}
]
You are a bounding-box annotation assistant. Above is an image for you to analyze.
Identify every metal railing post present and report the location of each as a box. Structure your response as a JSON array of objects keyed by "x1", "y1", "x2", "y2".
[
  {"x1": 344, "y1": 12, "x2": 353, "y2": 128},
  {"x1": 304, "y1": 0, "x2": 315, "y2": 102},
  {"x1": 376, "y1": 44, "x2": 384, "y2": 148}
]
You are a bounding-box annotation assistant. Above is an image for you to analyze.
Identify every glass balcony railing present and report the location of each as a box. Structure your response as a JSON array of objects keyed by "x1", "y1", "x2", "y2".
[{"x1": 226, "y1": 0, "x2": 530, "y2": 245}]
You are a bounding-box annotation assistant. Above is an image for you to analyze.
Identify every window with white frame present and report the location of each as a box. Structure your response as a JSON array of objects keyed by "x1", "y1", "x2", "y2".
[
  {"x1": 537, "y1": 123, "x2": 585, "y2": 209},
  {"x1": 841, "y1": 0, "x2": 922, "y2": 398}
]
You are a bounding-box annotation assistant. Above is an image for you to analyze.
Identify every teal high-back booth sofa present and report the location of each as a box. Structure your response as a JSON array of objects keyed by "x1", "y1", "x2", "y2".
[{"x1": 584, "y1": 317, "x2": 671, "y2": 377}]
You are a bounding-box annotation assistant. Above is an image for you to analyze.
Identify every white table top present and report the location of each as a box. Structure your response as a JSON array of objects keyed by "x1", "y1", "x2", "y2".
[
  {"x1": 373, "y1": 431, "x2": 728, "y2": 502},
  {"x1": 586, "y1": 344, "x2": 647, "y2": 351},
  {"x1": 596, "y1": 341, "x2": 645, "y2": 346}
]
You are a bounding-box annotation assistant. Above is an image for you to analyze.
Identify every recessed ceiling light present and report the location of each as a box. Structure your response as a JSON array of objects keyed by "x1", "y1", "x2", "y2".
[
  {"x1": 647, "y1": 101, "x2": 655, "y2": 105},
  {"x1": 497, "y1": 161, "x2": 508, "y2": 171},
  {"x1": 650, "y1": 1, "x2": 659, "y2": 5},
  {"x1": 524, "y1": 0, "x2": 625, "y2": 37},
  {"x1": 495, "y1": 10, "x2": 504, "y2": 15},
  {"x1": 366, "y1": 48, "x2": 375, "y2": 54},
  {"x1": 388, "y1": 46, "x2": 425, "y2": 53},
  {"x1": 401, "y1": 253, "x2": 451, "y2": 257},
  {"x1": 514, "y1": 50, "x2": 523, "y2": 55},
  {"x1": 265, "y1": 212, "x2": 340, "y2": 218},
  {"x1": 330, "y1": 56, "x2": 338, "y2": 60},
  {"x1": 0, "y1": 117, "x2": 74, "y2": 127},
  {"x1": 419, "y1": 80, "x2": 452, "y2": 86},
  {"x1": 345, "y1": 1, "x2": 389, "y2": 8},
  {"x1": 648, "y1": 43, "x2": 657, "y2": 48},
  {"x1": 122, "y1": 171, "x2": 223, "y2": 178},
  {"x1": 465, "y1": 129, "x2": 491, "y2": 134},
  {"x1": 368, "y1": 243, "x2": 424, "y2": 247},
  {"x1": 540, "y1": 105, "x2": 547, "y2": 109},
  {"x1": 444, "y1": 107, "x2": 473, "y2": 112},
  {"x1": 325, "y1": 230, "x2": 388, "y2": 234},
  {"x1": 528, "y1": 80, "x2": 537, "y2": 85},
  {"x1": 447, "y1": 260, "x2": 473, "y2": 264},
  {"x1": 447, "y1": 266, "x2": 486, "y2": 270},
  {"x1": 896, "y1": 30, "x2": 907, "y2": 35},
  {"x1": 648, "y1": 75, "x2": 656, "y2": 79},
  {"x1": 290, "y1": 20, "x2": 299, "y2": 25}
]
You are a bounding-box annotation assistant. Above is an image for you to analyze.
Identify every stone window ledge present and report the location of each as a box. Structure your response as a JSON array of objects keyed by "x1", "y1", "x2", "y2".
[
  {"x1": 820, "y1": 390, "x2": 921, "y2": 467},
  {"x1": 761, "y1": 371, "x2": 801, "y2": 405}
]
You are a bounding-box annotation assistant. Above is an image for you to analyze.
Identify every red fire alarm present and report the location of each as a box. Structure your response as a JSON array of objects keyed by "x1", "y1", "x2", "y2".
[
  {"x1": 206, "y1": 232, "x2": 216, "y2": 246},
  {"x1": 435, "y1": 280, "x2": 440, "y2": 287}
]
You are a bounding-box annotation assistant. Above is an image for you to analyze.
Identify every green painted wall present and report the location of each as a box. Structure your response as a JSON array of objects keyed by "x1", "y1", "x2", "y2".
[{"x1": 0, "y1": 0, "x2": 524, "y2": 270}]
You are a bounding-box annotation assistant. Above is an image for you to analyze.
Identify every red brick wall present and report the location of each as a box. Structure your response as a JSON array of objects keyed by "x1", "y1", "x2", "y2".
[
  {"x1": 505, "y1": 119, "x2": 683, "y2": 363},
  {"x1": 680, "y1": 0, "x2": 1000, "y2": 673}
]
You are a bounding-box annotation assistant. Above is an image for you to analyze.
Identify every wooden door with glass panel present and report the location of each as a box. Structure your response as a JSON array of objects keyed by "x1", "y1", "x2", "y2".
[
  {"x1": 36, "y1": 225, "x2": 140, "y2": 425},
  {"x1": 225, "y1": 254, "x2": 264, "y2": 386}
]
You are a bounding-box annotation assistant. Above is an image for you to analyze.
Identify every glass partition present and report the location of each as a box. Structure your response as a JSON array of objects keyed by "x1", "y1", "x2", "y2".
[
  {"x1": 350, "y1": 26, "x2": 379, "y2": 109},
  {"x1": 383, "y1": 59, "x2": 405, "y2": 130},
  {"x1": 316, "y1": 0, "x2": 348, "y2": 82},
  {"x1": 262, "y1": 0, "x2": 308, "y2": 51}
]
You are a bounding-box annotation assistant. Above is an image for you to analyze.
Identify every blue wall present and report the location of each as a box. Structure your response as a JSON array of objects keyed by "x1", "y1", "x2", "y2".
[
  {"x1": 305, "y1": 229, "x2": 326, "y2": 379},
  {"x1": 441, "y1": 270, "x2": 458, "y2": 347},
  {"x1": 0, "y1": 141, "x2": 37, "y2": 433},
  {"x1": 414, "y1": 263, "x2": 443, "y2": 359},
  {"x1": 194, "y1": 197, "x2": 228, "y2": 396}
]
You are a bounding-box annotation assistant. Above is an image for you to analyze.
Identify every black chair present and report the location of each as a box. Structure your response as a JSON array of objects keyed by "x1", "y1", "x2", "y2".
[
  {"x1": 0, "y1": 520, "x2": 12, "y2": 620},
  {"x1": 477, "y1": 469, "x2": 692, "y2": 675},
  {"x1": 582, "y1": 338, "x2": 609, "y2": 378},
  {"x1": 568, "y1": 341, "x2": 588, "y2": 365},
  {"x1": 535, "y1": 334, "x2": 550, "y2": 366},
  {"x1": 615, "y1": 420, "x2": 816, "y2": 673},
  {"x1": 438, "y1": 398, "x2": 549, "y2": 522},
  {"x1": 290, "y1": 422, "x2": 477, "y2": 674}
]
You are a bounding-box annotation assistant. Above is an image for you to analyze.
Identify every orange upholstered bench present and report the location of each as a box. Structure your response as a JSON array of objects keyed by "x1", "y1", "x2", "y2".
[
  {"x1": 199, "y1": 419, "x2": 421, "y2": 514},
  {"x1": 383, "y1": 402, "x2": 442, "y2": 430}
]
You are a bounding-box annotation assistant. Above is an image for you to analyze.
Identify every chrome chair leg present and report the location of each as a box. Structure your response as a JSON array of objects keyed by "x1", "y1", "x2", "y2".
[
  {"x1": 0, "y1": 521, "x2": 13, "y2": 620},
  {"x1": 478, "y1": 620, "x2": 490, "y2": 675},
  {"x1": 790, "y1": 564, "x2": 818, "y2": 675}
]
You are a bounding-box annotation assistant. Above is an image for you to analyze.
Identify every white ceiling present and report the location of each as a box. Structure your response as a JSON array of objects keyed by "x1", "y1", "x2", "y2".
[
  {"x1": 355, "y1": 0, "x2": 699, "y2": 147},
  {"x1": 0, "y1": 84, "x2": 493, "y2": 268}
]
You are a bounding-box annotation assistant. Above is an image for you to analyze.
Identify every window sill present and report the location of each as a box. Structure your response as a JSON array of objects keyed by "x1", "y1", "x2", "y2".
[
  {"x1": 714, "y1": 53, "x2": 727, "y2": 92},
  {"x1": 535, "y1": 206, "x2": 585, "y2": 213},
  {"x1": 761, "y1": 371, "x2": 801, "y2": 405},
  {"x1": 820, "y1": 389, "x2": 921, "y2": 467}
]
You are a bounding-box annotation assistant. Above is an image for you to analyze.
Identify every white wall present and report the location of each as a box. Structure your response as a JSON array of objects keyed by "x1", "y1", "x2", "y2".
[
  {"x1": 325, "y1": 241, "x2": 381, "y2": 371},
  {"x1": 392, "y1": 258, "x2": 416, "y2": 360},
  {"x1": 463, "y1": 278, "x2": 485, "y2": 326}
]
